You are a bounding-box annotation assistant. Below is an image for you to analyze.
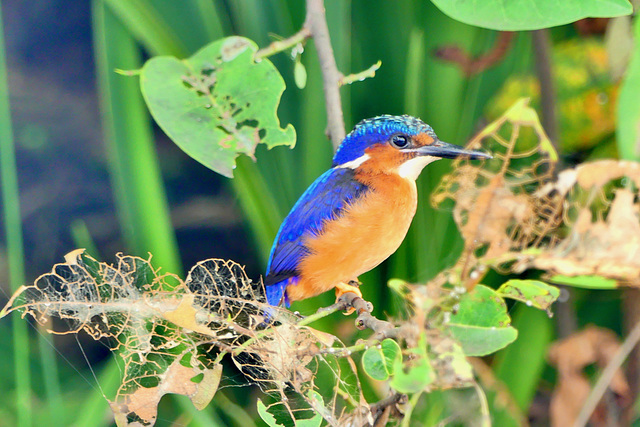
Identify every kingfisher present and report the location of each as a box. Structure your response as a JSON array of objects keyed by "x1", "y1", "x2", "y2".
[{"x1": 264, "y1": 115, "x2": 490, "y2": 308}]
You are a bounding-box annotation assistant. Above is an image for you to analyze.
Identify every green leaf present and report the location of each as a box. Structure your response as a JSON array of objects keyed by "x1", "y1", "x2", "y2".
[
  {"x1": 496, "y1": 279, "x2": 559, "y2": 311},
  {"x1": 257, "y1": 393, "x2": 323, "y2": 427},
  {"x1": 617, "y1": 15, "x2": 640, "y2": 160},
  {"x1": 390, "y1": 333, "x2": 435, "y2": 394},
  {"x1": 447, "y1": 285, "x2": 518, "y2": 356},
  {"x1": 430, "y1": 0, "x2": 632, "y2": 31},
  {"x1": 257, "y1": 399, "x2": 281, "y2": 427},
  {"x1": 140, "y1": 36, "x2": 296, "y2": 178},
  {"x1": 362, "y1": 338, "x2": 401, "y2": 381},
  {"x1": 550, "y1": 274, "x2": 618, "y2": 289}
]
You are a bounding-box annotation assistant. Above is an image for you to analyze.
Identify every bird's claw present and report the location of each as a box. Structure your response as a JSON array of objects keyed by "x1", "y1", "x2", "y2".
[{"x1": 335, "y1": 281, "x2": 363, "y2": 315}]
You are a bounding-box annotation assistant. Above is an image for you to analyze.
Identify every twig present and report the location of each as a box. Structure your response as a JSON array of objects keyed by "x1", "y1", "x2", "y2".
[
  {"x1": 340, "y1": 61, "x2": 382, "y2": 86},
  {"x1": 335, "y1": 292, "x2": 397, "y2": 339},
  {"x1": 254, "y1": 27, "x2": 312, "y2": 61},
  {"x1": 305, "y1": 0, "x2": 345, "y2": 149},
  {"x1": 531, "y1": 29, "x2": 559, "y2": 149},
  {"x1": 574, "y1": 318, "x2": 640, "y2": 427},
  {"x1": 434, "y1": 32, "x2": 514, "y2": 77},
  {"x1": 370, "y1": 392, "x2": 408, "y2": 425}
]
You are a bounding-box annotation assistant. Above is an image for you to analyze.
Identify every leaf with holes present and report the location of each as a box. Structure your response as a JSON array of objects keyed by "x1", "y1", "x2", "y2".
[
  {"x1": 496, "y1": 279, "x2": 559, "y2": 311},
  {"x1": 140, "y1": 36, "x2": 296, "y2": 178}
]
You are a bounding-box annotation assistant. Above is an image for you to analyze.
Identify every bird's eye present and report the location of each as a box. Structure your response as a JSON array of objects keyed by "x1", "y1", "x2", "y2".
[{"x1": 391, "y1": 134, "x2": 409, "y2": 149}]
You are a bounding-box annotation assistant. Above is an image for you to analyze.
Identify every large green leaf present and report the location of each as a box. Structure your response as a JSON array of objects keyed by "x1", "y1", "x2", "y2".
[
  {"x1": 447, "y1": 285, "x2": 517, "y2": 356},
  {"x1": 430, "y1": 0, "x2": 632, "y2": 31},
  {"x1": 617, "y1": 16, "x2": 640, "y2": 161},
  {"x1": 140, "y1": 36, "x2": 296, "y2": 178}
]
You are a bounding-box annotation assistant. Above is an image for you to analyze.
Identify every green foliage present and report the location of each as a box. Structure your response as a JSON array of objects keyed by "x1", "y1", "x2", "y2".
[
  {"x1": 550, "y1": 274, "x2": 619, "y2": 289},
  {"x1": 141, "y1": 36, "x2": 296, "y2": 178},
  {"x1": 362, "y1": 338, "x2": 401, "y2": 381},
  {"x1": 257, "y1": 392, "x2": 323, "y2": 427},
  {"x1": 390, "y1": 333, "x2": 435, "y2": 394},
  {"x1": 496, "y1": 279, "x2": 559, "y2": 310},
  {"x1": 448, "y1": 285, "x2": 518, "y2": 356},
  {"x1": 431, "y1": 0, "x2": 632, "y2": 31}
]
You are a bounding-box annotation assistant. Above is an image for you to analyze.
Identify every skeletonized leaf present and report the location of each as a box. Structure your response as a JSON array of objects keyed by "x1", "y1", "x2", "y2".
[
  {"x1": 0, "y1": 250, "x2": 266, "y2": 426},
  {"x1": 1, "y1": 250, "x2": 368, "y2": 426}
]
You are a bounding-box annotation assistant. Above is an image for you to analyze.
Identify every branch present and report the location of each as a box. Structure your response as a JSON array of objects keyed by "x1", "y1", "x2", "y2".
[
  {"x1": 334, "y1": 292, "x2": 397, "y2": 339},
  {"x1": 340, "y1": 61, "x2": 382, "y2": 86},
  {"x1": 254, "y1": 27, "x2": 312, "y2": 60},
  {"x1": 531, "y1": 29, "x2": 559, "y2": 148},
  {"x1": 434, "y1": 32, "x2": 514, "y2": 77},
  {"x1": 370, "y1": 392, "x2": 408, "y2": 426},
  {"x1": 305, "y1": 0, "x2": 345, "y2": 149}
]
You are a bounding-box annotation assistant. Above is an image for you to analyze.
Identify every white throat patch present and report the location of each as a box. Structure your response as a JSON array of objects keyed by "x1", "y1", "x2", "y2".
[
  {"x1": 397, "y1": 155, "x2": 441, "y2": 180},
  {"x1": 337, "y1": 153, "x2": 370, "y2": 169}
]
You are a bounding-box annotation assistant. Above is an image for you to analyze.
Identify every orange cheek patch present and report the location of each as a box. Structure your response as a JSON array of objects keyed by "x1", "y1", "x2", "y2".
[
  {"x1": 361, "y1": 143, "x2": 411, "y2": 174},
  {"x1": 415, "y1": 133, "x2": 434, "y2": 146}
]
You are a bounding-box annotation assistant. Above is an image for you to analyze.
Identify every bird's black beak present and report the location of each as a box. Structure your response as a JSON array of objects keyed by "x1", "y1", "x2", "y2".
[{"x1": 414, "y1": 139, "x2": 492, "y2": 160}]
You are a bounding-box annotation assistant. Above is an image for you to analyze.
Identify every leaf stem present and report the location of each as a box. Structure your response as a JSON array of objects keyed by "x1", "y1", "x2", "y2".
[
  {"x1": 339, "y1": 61, "x2": 382, "y2": 86},
  {"x1": 254, "y1": 27, "x2": 312, "y2": 60}
]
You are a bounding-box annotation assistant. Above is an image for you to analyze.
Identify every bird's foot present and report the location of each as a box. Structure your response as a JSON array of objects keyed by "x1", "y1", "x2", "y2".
[{"x1": 335, "y1": 280, "x2": 362, "y2": 315}]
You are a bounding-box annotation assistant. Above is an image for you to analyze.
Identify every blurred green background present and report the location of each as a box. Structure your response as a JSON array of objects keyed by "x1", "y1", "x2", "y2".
[{"x1": 0, "y1": 1, "x2": 637, "y2": 425}]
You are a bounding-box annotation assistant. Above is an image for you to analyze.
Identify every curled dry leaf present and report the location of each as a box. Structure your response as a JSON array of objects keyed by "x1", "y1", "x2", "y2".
[
  {"x1": 548, "y1": 326, "x2": 630, "y2": 427},
  {"x1": 433, "y1": 97, "x2": 640, "y2": 288},
  {"x1": 432, "y1": 98, "x2": 559, "y2": 287},
  {"x1": 527, "y1": 161, "x2": 640, "y2": 283}
]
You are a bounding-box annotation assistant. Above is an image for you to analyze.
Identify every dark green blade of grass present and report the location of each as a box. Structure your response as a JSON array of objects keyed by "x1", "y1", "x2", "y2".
[
  {"x1": 0, "y1": 4, "x2": 32, "y2": 426},
  {"x1": 102, "y1": 0, "x2": 187, "y2": 57},
  {"x1": 93, "y1": 0, "x2": 181, "y2": 275}
]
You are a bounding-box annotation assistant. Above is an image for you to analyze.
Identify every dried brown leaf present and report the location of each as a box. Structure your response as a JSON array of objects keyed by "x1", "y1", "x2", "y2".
[
  {"x1": 548, "y1": 326, "x2": 630, "y2": 427},
  {"x1": 112, "y1": 361, "x2": 222, "y2": 427},
  {"x1": 433, "y1": 97, "x2": 640, "y2": 287}
]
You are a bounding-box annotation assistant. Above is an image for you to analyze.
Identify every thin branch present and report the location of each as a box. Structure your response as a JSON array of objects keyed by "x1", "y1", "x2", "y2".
[
  {"x1": 434, "y1": 32, "x2": 515, "y2": 77},
  {"x1": 531, "y1": 29, "x2": 559, "y2": 149},
  {"x1": 254, "y1": 27, "x2": 312, "y2": 60},
  {"x1": 340, "y1": 61, "x2": 382, "y2": 86},
  {"x1": 305, "y1": 0, "x2": 345, "y2": 149},
  {"x1": 370, "y1": 392, "x2": 408, "y2": 426},
  {"x1": 574, "y1": 318, "x2": 640, "y2": 427},
  {"x1": 335, "y1": 292, "x2": 397, "y2": 339}
]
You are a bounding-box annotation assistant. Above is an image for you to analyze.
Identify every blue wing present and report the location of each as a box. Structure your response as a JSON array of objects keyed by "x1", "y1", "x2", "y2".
[{"x1": 265, "y1": 167, "x2": 369, "y2": 305}]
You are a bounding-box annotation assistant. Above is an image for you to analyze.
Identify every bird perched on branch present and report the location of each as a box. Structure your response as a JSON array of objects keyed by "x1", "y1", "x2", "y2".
[{"x1": 264, "y1": 115, "x2": 490, "y2": 307}]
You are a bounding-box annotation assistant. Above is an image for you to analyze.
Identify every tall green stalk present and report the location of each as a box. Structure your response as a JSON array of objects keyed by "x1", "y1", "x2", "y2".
[
  {"x1": 0, "y1": 4, "x2": 31, "y2": 426},
  {"x1": 93, "y1": 0, "x2": 181, "y2": 275}
]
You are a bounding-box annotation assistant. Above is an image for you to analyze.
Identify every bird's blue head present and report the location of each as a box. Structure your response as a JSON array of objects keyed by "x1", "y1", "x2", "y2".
[{"x1": 332, "y1": 115, "x2": 490, "y2": 174}]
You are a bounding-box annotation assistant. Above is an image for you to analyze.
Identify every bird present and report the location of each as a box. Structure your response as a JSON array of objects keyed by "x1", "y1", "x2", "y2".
[{"x1": 264, "y1": 115, "x2": 490, "y2": 308}]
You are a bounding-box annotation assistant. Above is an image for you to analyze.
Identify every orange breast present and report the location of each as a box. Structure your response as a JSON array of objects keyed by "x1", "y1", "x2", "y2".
[{"x1": 286, "y1": 173, "x2": 418, "y2": 302}]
